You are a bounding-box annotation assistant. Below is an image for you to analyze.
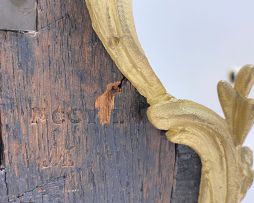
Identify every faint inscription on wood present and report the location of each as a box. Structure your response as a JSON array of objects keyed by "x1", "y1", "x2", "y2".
[
  {"x1": 31, "y1": 106, "x2": 83, "y2": 125},
  {"x1": 30, "y1": 105, "x2": 82, "y2": 169}
]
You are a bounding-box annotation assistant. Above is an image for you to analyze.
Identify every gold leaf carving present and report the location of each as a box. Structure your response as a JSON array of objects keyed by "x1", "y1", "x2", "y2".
[{"x1": 86, "y1": 0, "x2": 254, "y2": 202}]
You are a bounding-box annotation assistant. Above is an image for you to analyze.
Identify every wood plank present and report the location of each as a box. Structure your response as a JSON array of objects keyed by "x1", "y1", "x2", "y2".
[
  {"x1": 0, "y1": 1, "x2": 177, "y2": 202},
  {"x1": 171, "y1": 145, "x2": 201, "y2": 203}
]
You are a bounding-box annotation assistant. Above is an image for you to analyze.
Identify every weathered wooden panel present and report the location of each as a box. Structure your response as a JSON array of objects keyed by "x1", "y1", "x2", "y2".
[
  {"x1": 171, "y1": 145, "x2": 201, "y2": 203},
  {"x1": 0, "y1": 1, "x2": 180, "y2": 202}
]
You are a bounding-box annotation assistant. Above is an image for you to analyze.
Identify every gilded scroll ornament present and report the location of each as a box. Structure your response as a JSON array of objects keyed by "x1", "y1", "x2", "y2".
[{"x1": 85, "y1": 0, "x2": 254, "y2": 202}]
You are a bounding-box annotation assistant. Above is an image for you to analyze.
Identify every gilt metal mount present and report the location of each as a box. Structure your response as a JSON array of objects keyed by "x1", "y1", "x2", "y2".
[{"x1": 85, "y1": 0, "x2": 254, "y2": 202}]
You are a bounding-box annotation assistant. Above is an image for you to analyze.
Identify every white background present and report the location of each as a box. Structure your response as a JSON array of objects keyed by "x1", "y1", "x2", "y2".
[{"x1": 133, "y1": 1, "x2": 254, "y2": 202}]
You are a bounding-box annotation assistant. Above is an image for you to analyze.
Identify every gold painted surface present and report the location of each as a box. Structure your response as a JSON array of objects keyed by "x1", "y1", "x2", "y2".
[{"x1": 85, "y1": 0, "x2": 254, "y2": 202}]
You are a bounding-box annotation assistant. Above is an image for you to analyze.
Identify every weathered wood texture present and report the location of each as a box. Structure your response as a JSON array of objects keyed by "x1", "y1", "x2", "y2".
[
  {"x1": 0, "y1": 0, "x2": 201, "y2": 202},
  {"x1": 171, "y1": 146, "x2": 201, "y2": 203}
]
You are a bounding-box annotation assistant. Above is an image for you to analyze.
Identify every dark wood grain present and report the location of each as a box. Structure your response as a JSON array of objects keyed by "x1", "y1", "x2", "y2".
[
  {"x1": 0, "y1": 1, "x2": 185, "y2": 202},
  {"x1": 171, "y1": 145, "x2": 201, "y2": 203}
]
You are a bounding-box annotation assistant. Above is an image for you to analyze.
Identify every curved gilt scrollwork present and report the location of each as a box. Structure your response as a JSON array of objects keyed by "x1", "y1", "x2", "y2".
[{"x1": 85, "y1": 0, "x2": 254, "y2": 202}]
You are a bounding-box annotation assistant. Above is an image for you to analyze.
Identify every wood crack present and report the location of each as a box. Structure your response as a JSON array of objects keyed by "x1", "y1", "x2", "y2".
[
  {"x1": 4, "y1": 170, "x2": 9, "y2": 202},
  {"x1": 37, "y1": 14, "x2": 70, "y2": 32},
  {"x1": 0, "y1": 114, "x2": 4, "y2": 170},
  {"x1": 12, "y1": 176, "x2": 66, "y2": 202}
]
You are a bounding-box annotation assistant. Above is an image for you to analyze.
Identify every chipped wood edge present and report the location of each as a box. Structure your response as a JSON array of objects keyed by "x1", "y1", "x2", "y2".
[{"x1": 85, "y1": 0, "x2": 254, "y2": 202}]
